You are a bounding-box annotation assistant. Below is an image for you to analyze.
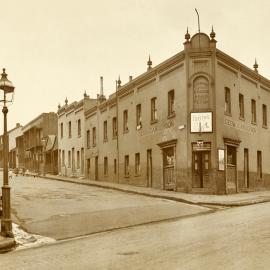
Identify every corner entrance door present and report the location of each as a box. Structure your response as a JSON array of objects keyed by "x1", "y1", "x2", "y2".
[
  {"x1": 163, "y1": 147, "x2": 176, "y2": 190},
  {"x1": 192, "y1": 151, "x2": 210, "y2": 188},
  {"x1": 244, "y1": 148, "x2": 249, "y2": 188},
  {"x1": 147, "y1": 149, "x2": 152, "y2": 187},
  {"x1": 95, "y1": 156, "x2": 98, "y2": 180}
]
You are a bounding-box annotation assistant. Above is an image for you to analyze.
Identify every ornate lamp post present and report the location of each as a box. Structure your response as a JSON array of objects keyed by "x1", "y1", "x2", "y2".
[{"x1": 0, "y1": 68, "x2": 15, "y2": 237}]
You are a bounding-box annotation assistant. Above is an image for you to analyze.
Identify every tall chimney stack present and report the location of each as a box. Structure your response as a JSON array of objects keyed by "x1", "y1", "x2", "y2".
[
  {"x1": 100, "y1": 76, "x2": 104, "y2": 96},
  {"x1": 129, "y1": 76, "x2": 133, "y2": 82}
]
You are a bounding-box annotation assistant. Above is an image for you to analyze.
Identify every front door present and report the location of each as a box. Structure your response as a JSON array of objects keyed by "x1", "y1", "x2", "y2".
[
  {"x1": 163, "y1": 147, "x2": 176, "y2": 190},
  {"x1": 192, "y1": 151, "x2": 210, "y2": 188},
  {"x1": 147, "y1": 149, "x2": 152, "y2": 187},
  {"x1": 226, "y1": 145, "x2": 237, "y2": 193},
  {"x1": 244, "y1": 148, "x2": 249, "y2": 188},
  {"x1": 87, "y1": 159, "x2": 90, "y2": 179}
]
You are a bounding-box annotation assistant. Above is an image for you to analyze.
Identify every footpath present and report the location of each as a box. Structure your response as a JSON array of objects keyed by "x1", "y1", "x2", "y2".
[{"x1": 39, "y1": 173, "x2": 270, "y2": 207}]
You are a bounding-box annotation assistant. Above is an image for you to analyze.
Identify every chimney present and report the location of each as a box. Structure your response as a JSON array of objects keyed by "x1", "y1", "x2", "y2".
[
  {"x1": 100, "y1": 76, "x2": 104, "y2": 96},
  {"x1": 16, "y1": 123, "x2": 20, "y2": 128},
  {"x1": 129, "y1": 76, "x2": 133, "y2": 82}
]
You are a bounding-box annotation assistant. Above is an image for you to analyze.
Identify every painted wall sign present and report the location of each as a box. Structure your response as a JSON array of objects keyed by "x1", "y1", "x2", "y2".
[
  {"x1": 218, "y1": 149, "x2": 225, "y2": 171},
  {"x1": 190, "y1": 112, "x2": 212, "y2": 133},
  {"x1": 224, "y1": 118, "x2": 256, "y2": 134}
]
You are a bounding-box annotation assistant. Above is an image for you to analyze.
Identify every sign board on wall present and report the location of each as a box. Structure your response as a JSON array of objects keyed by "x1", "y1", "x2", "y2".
[
  {"x1": 218, "y1": 149, "x2": 225, "y2": 171},
  {"x1": 190, "y1": 112, "x2": 212, "y2": 133}
]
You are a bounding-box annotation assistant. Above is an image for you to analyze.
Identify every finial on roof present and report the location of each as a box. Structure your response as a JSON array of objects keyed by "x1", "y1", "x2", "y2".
[
  {"x1": 253, "y1": 59, "x2": 259, "y2": 73},
  {"x1": 185, "y1": 27, "x2": 190, "y2": 41},
  {"x1": 84, "y1": 91, "x2": 87, "y2": 98},
  {"x1": 65, "y1": 97, "x2": 68, "y2": 105},
  {"x1": 58, "y1": 103, "x2": 61, "y2": 109},
  {"x1": 117, "y1": 75, "x2": 121, "y2": 88},
  {"x1": 147, "y1": 55, "x2": 152, "y2": 71},
  {"x1": 210, "y1": 26, "x2": 216, "y2": 40}
]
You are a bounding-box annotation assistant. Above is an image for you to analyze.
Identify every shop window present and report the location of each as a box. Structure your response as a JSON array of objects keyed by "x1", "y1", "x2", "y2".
[
  {"x1": 114, "y1": 159, "x2": 117, "y2": 174},
  {"x1": 239, "y1": 94, "x2": 244, "y2": 119},
  {"x1": 77, "y1": 151, "x2": 80, "y2": 169},
  {"x1": 62, "y1": 150, "x2": 65, "y2": 166},
  {"x1": 68, "y1": 151, "x2": 71, "y2": 168},
  {"x1": 225, "y1": 87, "x2": 231, "y2": 115}
]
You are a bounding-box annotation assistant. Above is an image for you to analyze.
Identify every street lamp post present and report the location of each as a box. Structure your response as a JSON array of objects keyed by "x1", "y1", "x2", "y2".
[{"x1": 0, "y1": 68, "x2": 15, "y2": 237}]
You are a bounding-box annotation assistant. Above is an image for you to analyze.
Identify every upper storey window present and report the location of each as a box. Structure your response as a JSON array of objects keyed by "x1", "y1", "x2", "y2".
[
  {"x1": 251, "y1": 99, "x2": 256, "y2": 124},
  {"x1": 239, "y1": 94, "x2": 244, "y2": 119},
  {"x1": 224, "y1": 87, "x2": 231, "y2": 115},
  {"x1": 168, "y1": 90, "x2": 175, "y2": 117}
]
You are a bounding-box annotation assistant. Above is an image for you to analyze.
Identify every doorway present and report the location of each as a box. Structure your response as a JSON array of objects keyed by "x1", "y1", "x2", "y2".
[
  {"x1": 87, "y1": 159, "x2": 90, "y2": 179},
  {"x1": 244, "y1": 148, "x2": 249, "y2": 188},
  {"x1": 95, "y1": 156, "x2": 98, "y2": 180},
  {"x1": 192, "y1": 151, "x2": 210, "y2": 188},
  {"x1": 162, "y1": 147, "x2": 176, "y2": 190},
  {"x1": 147, "y1": 149, "x2": 152, "y2": 187}
]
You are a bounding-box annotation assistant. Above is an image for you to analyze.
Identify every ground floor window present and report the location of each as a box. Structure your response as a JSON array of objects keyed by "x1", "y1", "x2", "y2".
[
  {"x1": 135, "y1": 153, "x2": 140, "y2": 175},
  {"x1": 124, "y1": 155, "x2": 129, "y2": 177},
  {"x1": 257, "y1": 151, "x2": 262, "y2": 179},
  {"x1": 104, "y1": 157, "x2": 108, "y2": 176}
]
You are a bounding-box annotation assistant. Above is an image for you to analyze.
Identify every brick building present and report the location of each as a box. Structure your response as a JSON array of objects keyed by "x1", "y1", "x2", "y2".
[{"x1": 83, "y1": 28, "x2": 270, "y2": 194}]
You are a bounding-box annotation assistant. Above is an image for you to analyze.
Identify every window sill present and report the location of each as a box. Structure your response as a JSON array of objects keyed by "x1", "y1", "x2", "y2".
[
  {"x1": 239, "y1": 116, "x2": 245, "y2": 121},
  {"x1": 93, "y1": 145, "x2": 96, "y2": 148},
  {"x1": 251, "y1": 121, "x2": 257, "y2": 126},
  {"x1": 112, "y1": 136, "x2": 117, "y2": 140},
  {"x1": 87, "y1": 146, "x2": 90, "y2": 149},
  {"x1": 124, "y1": 175, "x2": 130, "y2": 178},
  {"x1": 262, "y1": 125, "x2": 268, "y2": 129},
  {"x1": 135, "y1": 174, "x2": 141, "y2": 177},
  {"x1": 123, "y1": 130, "x2": 129, "y2": 134},
  {"x1": 103, "y1": 139, "x2": 108, "y2": 143},
  {"x1": 78, "y1": 135, "x2": 81, "y2": 138},
  {"x1": 224, "y1": 112, "x2": 232, "y2": 117},
  {"x1": 168, "y1": 112, "x2": 176, "y2": 119}
]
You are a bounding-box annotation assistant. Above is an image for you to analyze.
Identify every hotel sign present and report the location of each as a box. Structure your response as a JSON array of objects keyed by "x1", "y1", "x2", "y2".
[{"x1": 190, "y1": 112, "x2": 212, "y2": 133}]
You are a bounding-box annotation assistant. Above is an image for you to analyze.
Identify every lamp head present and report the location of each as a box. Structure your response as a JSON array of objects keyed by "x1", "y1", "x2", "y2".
[{"x1": 0, "y1": 68, "x2": 15, "y2": 93}]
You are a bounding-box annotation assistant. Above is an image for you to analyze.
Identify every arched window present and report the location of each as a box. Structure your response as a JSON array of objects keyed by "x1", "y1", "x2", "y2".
[{"x1": 193, "y1": 76, "x2": 209, "y2": 110}]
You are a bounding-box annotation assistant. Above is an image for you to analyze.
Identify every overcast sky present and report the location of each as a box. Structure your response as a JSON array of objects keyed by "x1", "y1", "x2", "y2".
[{"x1": 1, "y1": 0, "x2": 269, "y2": 132}]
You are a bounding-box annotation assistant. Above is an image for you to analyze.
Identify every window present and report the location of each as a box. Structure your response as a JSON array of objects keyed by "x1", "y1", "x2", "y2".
[
  {"x1": 251, "y1": 99, "x2": 256, "y2": 123},
  {"x1": 92, "y1": 127, "x2": 96, "y2": 147},
  {"x1": 78, "y1": 119, "x2": 81, "y2": 137},
  {"x1": 114, "y1": 159, "x2": 117, "y2": 174},
  {"x1": 86, "y1": 130, "x2": 90, "y2": 148},
  {"x1": 225, "y1": 87, "x2": 231, "y2": 115},
  {"x1": 227, "y1": 146, "x2": 236, "y2": 166},
  {"x1": 104, "y1": 157, "x2": 108, "y2": 176},
  {"x1": 136, "y1": 104, "x2": 142, "y2": 130},
  {"x1": 168, "y1": 90, "x2": 175, "y2": 116},
  {"x1": 112, "y1": 117, "x2": 117, "y2": 138},
  {"x1": 60, "y1": 123, "x2": 63, "y2": 138},
  {"x1": 123, "y1": 110, "x2": 128, "y2": 132},
  {"x1": 62, "y1": 150, "x2": 65, "y2": 166},
  {"x1": 124, "y1": 155, "x2": 129, "y2": 176},
  {"x1": 68, "y1": 121, "x2": 72, "y2": 138},
  {"x1": 257, "y1": 151, "x2": 262, "y2": 179},
  {"x1": 77, "y1": 151, "x2": 80, "y2": 169},
  {"x1": 239, "y1": 94, "x2": 244, "y2": 119},
  {"x1": 151, "y1": 97, "x2": 157, "y2": 122},
  {"x1": 103, "y1": 120, "x2": 108, "y2": 142},
  {"x1": 135, "y1": 153, "x2": 140, "y2": 175},
  {"x1": 263, "y1": 104, "x2": 267, "y2": 127},
  {"x1": 68, "y1": 151, "x2": 71, "y2": 168}
]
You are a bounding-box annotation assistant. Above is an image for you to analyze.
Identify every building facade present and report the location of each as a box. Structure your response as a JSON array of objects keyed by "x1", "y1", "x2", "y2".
[
  {"x1": 83, "y1": 29, "x2": 270, "y2": 194},
  {"x1": 57, "y1": 94, "x2": 97, "y2": 178},
  {"x1": 22, "y1": 112, "x2": 58, "y2": 173}
]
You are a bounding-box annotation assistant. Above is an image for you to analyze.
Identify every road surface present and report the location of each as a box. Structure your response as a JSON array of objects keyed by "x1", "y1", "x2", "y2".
[
  {"x1": 1, "y1": 201, "x2": 270, "y2": 269},
  {"x1": 9, "y1": 175, "x2": 209, "y2": 239}
]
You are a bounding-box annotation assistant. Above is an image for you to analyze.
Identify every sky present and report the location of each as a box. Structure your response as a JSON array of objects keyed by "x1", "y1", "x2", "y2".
[{"x1": 0, "y1": 0, "x2": 270, "y2": 133}]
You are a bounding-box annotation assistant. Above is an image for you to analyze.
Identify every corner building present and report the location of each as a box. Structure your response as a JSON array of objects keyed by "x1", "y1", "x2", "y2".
[{"x1": 85, "y1": 29, "x2": 270, "y2": 194}]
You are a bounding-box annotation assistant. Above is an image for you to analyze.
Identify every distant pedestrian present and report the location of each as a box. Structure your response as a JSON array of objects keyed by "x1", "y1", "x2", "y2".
[{"x1": 8, "y1": 170, "x2": 13, "y2": 180}]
